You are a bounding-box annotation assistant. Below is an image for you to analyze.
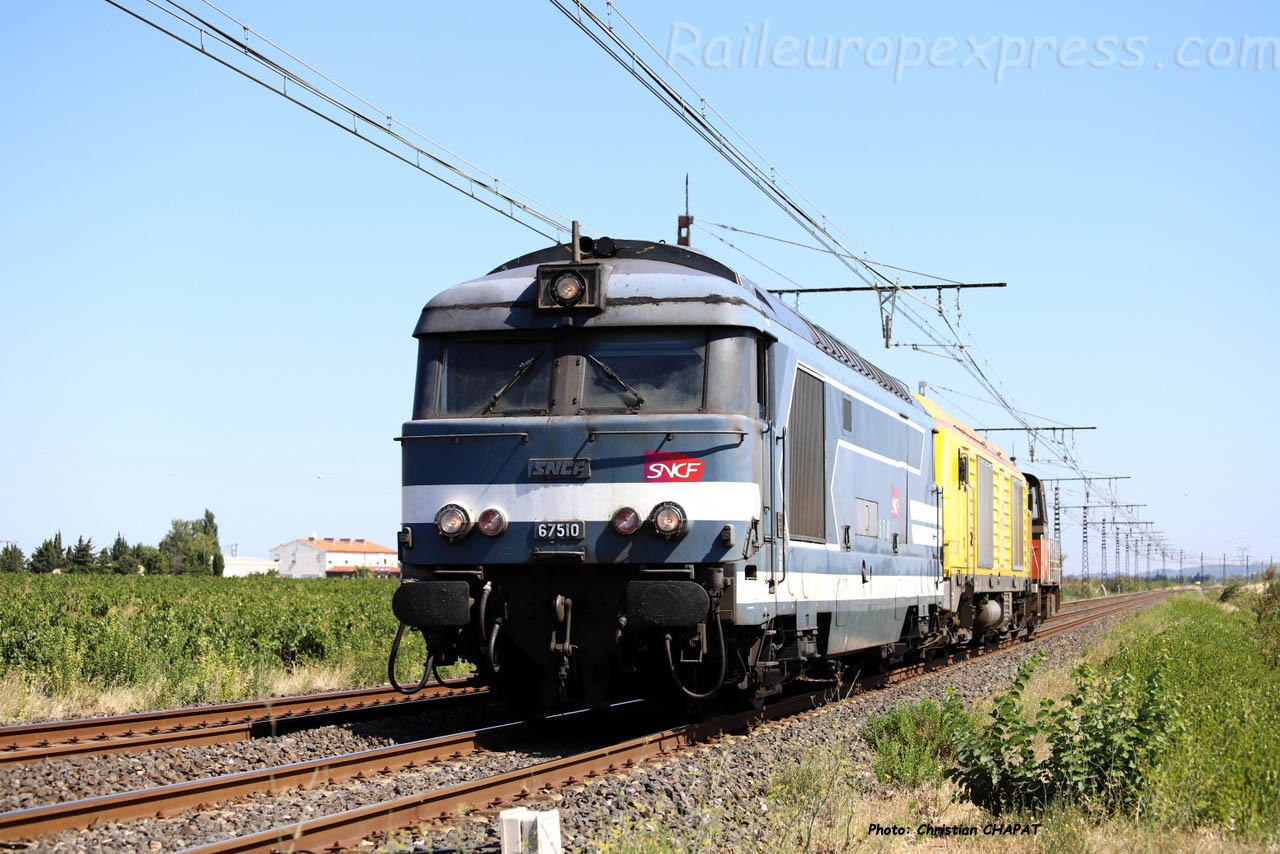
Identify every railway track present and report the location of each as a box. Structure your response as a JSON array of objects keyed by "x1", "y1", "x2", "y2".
[
  {"x1": 0, "y1": 678, "x2": 488, "y2": 766},
  {"x1": 0, "y1": 586, "x2": 1180, "y2": 852}
]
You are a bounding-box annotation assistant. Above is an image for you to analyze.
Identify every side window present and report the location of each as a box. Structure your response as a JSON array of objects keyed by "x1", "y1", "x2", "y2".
[
  {"x1": 841, "y1": 397, "x2": 853, "y2": 434},
  {"x1": 756, "y1": 337, "x2": 769, "y2": 418}
]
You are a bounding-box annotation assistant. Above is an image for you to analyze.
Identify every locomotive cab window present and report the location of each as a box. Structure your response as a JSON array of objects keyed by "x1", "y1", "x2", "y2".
[
  {"x1": 580, "y1": 330, "x2": 707, "y2": 413},
  {"x1": 418, "y1": 327, "x2": 759, "y2": 417},
  {"x1": 438, "y1": 335, "x2": 554, "y2": 416}
]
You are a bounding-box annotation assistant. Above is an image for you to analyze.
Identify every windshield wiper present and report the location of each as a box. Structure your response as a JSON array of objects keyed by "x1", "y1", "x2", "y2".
[
  {"x1": 587, "y1": 355, "x2": 646, "y2": 406},
  {"x1": 479, "y1": 353, "x2": 541, "y2": 415}
]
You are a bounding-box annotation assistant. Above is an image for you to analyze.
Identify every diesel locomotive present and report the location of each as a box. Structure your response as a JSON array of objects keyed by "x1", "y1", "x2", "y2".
[{"x1": 389, "y1": 238, "x2": 1061, "y2": 710}]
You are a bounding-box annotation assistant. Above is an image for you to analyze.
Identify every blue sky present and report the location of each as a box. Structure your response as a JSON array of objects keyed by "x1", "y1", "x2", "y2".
[{"x1": 1, "y1": 1, "x2": 1276, "y2": 573}]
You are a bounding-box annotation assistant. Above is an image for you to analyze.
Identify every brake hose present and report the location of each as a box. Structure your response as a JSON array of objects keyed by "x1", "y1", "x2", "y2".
[
  {"x1": 387, "y1": 621, "x2": 434, "y2": 695},
  {"x1": 663, "y1": 603, "x2": 727, "y2": 701}
]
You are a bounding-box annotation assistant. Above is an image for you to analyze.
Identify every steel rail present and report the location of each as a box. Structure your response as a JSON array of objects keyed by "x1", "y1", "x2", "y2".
[
  {"x1": 0, "y1": 716, "x2": 544, "y2": 839},
  {"x1": 173, "y1": 691, "x2": 845, "y2": 854},
  {"x1": 175, "y1": 588, "x2": 1174, "y2": 854},
  {"x1": 0, "y1": 587, "x2": 1178, "y2": 848},
  {"x1": 0, "y1": 588, "x2": 1174, "y2": 764},
  {"x1": 0, "y1": 678, "x2": 487, "y2": 766},
  {"x1": 1054, "y1": 588, "x2": 1176, "y2": 619}
]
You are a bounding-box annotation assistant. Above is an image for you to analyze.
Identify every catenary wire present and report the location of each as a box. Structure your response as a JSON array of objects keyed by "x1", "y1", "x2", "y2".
[{"x1": 105, "y1": 0, "x2": 575, "y2": 241}]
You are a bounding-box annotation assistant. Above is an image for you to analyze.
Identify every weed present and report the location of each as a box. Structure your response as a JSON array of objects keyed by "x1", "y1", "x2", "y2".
[{"x1": 861, "y1": 698, "x2": 952, "y2": 788}]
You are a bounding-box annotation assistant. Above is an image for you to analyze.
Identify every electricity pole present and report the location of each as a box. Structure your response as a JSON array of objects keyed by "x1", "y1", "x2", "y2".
[
  {"x1": 1101, "y1": 520, "x2": 1109, "y2": 582},
  {"x1": 1038, "y1": 477, "x2": 1130, "y2": 551}
]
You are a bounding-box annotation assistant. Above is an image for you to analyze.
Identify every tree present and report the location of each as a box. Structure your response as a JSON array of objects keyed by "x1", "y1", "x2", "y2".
[
  {"x1": 159, "y1": 509, "x2": 223, "y2": 576},
  {"x1": 132, "y1": 543, "x2": 164, "y2": 576},
  {"x1": 198, "y1": 509, "x2": 225, "y2": 577},
  {"x1": 29, "y1": 533, "x2": 64, "y2": 574},
  {"x1": 68, "y1": 536, "x2": 96, "y2": 573},
  {"x1": 0, "y1": 544, "x2": 24, "y2": 573},
  {"x1": 109, "y1": 533, "x2": 135, "y2": 574}
]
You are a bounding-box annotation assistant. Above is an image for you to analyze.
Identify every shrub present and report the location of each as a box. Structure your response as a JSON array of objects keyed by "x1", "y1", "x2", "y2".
[
  {"x1": 861, "y1": 698, "x2": 952, "y2": 788},
  {"x1": 1037, "y1": 651, "x2": 1182, "y2": 813},
  {"x1": 942, "y1": 653, "x2": 1050, "y2": 814},
  {"x1": 942, "y1": 649, "x2": 1182, "y2": 816}
]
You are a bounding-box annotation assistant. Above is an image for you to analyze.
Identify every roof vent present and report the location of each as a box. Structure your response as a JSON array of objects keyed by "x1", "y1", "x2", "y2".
[{"x1": 800, "y1": 318, "x2": 913, "y2": 403}]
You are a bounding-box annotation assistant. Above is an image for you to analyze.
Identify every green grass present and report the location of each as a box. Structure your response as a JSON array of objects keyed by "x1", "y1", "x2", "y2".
[
  {"x1": 1103, "y1": 594, "x2": 1280, "y2": 836},
  {"x1": 0, "y1": 574, "x2": 463, "y2": 719},
  {"x1": 451, "y1": 590, "x2": 1280, "y2": 852},
  {"x1": 936, "y1": 592, "x2": 1280, "y2": 839}
]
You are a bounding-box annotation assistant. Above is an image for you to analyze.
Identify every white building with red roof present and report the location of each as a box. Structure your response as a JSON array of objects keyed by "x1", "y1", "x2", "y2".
[{"x1": 269, "y1": 537, "x2": 398, "y2": 579}]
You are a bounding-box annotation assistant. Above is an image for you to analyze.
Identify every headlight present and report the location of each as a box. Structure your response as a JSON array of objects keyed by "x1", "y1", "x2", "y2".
[
  {"x1": 550, "y1": 271, "x2": 585, "y2": 306},
  {"x1": 651, "y1": 502, "x2": 687, "y2": 538},
  {"x1": 435, "y1": 504, "x2": 471, "y2": 539},
  {"x1": 478, "y1": 507, "x2": 507, "y2": 537},
  {"x1": 611, "y1": 506, "x2": 641, "y2": 535}
]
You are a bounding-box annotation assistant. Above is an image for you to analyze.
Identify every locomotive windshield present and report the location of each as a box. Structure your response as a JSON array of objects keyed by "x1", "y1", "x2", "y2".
[
  {"x1": 440, "y1": 338, "x2": 554, "y2": 416},
  {"x1": 425, "y1": 327, "x2": 750, "y2": 417},
  {"x1": 582, "y1": 330, "x2": 705, "y2": 412}
]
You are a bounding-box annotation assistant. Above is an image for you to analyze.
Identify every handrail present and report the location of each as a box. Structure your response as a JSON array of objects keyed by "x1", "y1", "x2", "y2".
[
  {"x1": 394, "y1": 432, "x2": 530, "y2": 444},
  {"x1": 587, "y1": 429, "x2": 747, "y2": 442}
]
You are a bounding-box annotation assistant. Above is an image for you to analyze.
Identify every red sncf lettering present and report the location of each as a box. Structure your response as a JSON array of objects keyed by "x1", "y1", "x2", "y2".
[{"x1": 643, "y1": 452, "x2": 705, "y2": 482}]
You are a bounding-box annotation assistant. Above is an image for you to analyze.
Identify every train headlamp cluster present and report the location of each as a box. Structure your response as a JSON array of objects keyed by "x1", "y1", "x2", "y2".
[
  {"x1": 535, "y1": 262, "x2": 606, "y2": 311},
  {"x1": 612, "y1": 503, "x2": 688, "y2": 538},
  {"x1": 433, "y1": 502, "x2": 689, "y2": 540},
  {"x1": 435, "y1": 504, "x2": 508, "y2": 540}
]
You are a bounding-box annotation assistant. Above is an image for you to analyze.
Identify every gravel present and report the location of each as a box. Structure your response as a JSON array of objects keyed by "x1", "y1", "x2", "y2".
[
  {"x1": 394, "y1": 615, "x2": 1123, "y2": 854},
  {"x1": 6, "y1": 616, "x2": 1120, "y2": 853},
  {"x1": 0, "y1": 697, "x2": 516, "y2": 812}
]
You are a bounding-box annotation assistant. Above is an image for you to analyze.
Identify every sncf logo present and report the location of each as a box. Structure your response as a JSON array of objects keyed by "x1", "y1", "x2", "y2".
[
  {"x1": 528, "y1": 458, "x2": 591, "y2": 479},
  {"x1": 644, "y1": 451, "x2": 705, "y2": 483}
]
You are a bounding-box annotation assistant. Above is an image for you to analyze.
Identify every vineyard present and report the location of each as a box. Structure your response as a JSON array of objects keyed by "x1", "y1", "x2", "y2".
[{"x1": 0, "y1": 575, "x2": 439, "y2": 721}]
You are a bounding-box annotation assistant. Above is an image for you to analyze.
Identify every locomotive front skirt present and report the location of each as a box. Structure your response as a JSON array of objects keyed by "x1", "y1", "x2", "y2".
[{"x1": 391, "y1": 239, "x2": 1060, "y2": 710}]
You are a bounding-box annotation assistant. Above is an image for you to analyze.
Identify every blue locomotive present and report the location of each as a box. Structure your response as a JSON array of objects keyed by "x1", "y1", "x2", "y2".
[{"x1": 390, "y1": 238, "x2": 1060, "y2": 709}]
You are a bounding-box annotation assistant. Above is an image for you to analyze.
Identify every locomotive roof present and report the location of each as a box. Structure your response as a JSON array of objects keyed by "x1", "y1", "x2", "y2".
[
  {"x1": 489, "y1": 239, "x2": 740, "y2": 283},
  {"x1": 418, "y1": 238, "x2": 914, "y2": 403}
]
